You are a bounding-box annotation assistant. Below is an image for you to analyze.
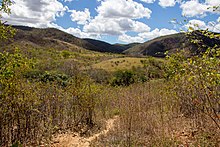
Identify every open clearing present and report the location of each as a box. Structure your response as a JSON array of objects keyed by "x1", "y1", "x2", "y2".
[{"x1": 52, "y1": 116, "x2": 119, "y2": 147}]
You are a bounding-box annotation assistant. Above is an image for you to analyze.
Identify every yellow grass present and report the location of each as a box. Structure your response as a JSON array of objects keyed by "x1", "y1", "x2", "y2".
[{"x1": 92, "y1": 57, "x2": 146, "y2": 71}]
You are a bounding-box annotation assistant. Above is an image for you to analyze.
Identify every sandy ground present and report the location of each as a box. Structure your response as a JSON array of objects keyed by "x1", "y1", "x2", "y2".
[{"x1": 51, "y1": 116, "x2": 119, "y2": 147}]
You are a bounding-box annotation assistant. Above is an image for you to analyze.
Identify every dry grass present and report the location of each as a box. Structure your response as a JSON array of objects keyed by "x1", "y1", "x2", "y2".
[
  {"x1": 91, "y1": 80, "x2": 220, "y2": 146},
  {"x1": 92, "y1": 57, "x2": 146, "y2": 72}
]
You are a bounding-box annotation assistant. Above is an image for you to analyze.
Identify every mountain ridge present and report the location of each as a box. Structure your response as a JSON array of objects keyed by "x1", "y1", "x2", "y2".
[
  {"x1": 124, "y1": 31, "x2": 220, "y2": 57},
  {"x1": 4, "y1": 25, "x2": 220, "y2": 57},
  {"x1": 9, "y1": 25, "x2": 134, "y2": 54}
]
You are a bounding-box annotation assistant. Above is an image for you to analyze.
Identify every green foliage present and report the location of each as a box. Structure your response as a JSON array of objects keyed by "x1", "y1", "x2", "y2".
[
  {"x1": 86, "y1": 68, "x2": 112, "y2": 84},
  {"x1": 0, "y1": 24, "x2": 15, "y2": 43},
  {"x1": 166, "y1": 30, "x2": 220, "y2": 128},
  {"x1": 0, "y1": 3, "x2": 103, "y2": 145},
  {"x1": 110, "y1": 70, "x2": 135, "y2": 86},
  {"x1": 0, "y1": 0, "x2": 15, "y2": 43},
  {"x1": 1, "y1": 1, "x2": 219, "y2": 146},
  {"x1": 61, "y1": 50, "x2": 71, "y2": 58},
  {"x1": 109, "y1": 58, "x2": 166, "y2": 87},
  {"x1": 0, "y1": 0, "x2": 13, "y2": 14},
  {"x1": 24, "y1": 70, "x2": 70, "y2": 86},
  {"x1": 0, "y1": 48, "x2": 30, "y2": 82},
  {"x1": 143, "y1": 57, "x2": 165, "y2": 79}
]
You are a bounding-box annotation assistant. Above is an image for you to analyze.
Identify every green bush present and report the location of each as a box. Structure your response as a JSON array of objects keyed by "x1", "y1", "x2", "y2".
[
  {"x1": 110, "y1": 70, "x2": 135, "y2": 86},
  {"x1": 166, "y1": 30, "x2": 220, "y2": 129}
]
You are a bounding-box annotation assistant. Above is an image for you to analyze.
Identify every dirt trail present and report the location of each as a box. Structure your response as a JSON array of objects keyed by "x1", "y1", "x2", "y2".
[{"x1": 52, "y1": 116, "x2": 119, "y2": 147}]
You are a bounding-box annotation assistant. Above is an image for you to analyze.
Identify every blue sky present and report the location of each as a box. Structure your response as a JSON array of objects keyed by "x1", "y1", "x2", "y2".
[{"x1": 2, "y1": 0, "x2": 220, "y2": 44}]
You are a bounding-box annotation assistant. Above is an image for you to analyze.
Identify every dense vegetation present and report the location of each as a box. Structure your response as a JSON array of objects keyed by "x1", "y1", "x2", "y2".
[{"x1": 0, "y1": 1, "x2": 219, "y2": 146}]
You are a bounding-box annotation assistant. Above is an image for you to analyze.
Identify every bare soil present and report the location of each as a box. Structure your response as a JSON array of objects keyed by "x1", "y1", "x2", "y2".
[{"x1": 51, "y1": 116, "x2": 119, "y2": 147}]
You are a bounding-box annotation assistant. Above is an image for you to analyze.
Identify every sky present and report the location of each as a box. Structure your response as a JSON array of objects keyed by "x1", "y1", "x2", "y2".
[{"x1": 1, "y1": 0, "x2": 220, "y2": 44}]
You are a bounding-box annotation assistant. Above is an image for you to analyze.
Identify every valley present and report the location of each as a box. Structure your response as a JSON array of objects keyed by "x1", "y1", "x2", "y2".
[{"x1": 0, "y1": 25, "x2": 219, "y2": 146}]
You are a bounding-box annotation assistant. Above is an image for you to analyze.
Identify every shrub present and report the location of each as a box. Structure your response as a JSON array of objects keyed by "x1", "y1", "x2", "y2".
[
  {"x1": 110, "y1": 70, "x2": 135, "y2": 86},
  {"x1": 166, "y1": 30, "x2": 220, "y2": 129}
]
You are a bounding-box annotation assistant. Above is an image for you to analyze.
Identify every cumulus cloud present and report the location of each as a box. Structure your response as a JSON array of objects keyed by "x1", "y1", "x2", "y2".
[
  {"x1": 83, "y1": 16, "x2": 123, "y2": 35},
  {"x1": 83, "y1": 17, "x2": 151, "y2": 35},
  {"x1": 140, "y1": 0, "x2": 156, "y2": 4},
  {"x1": 47, "y1": 23, "x2": 100, "y2": 39},
  {"x1": 139, "y1": 28, "x2": 178, "y2": 40},
  {"x1": 119, "y1": 28, "x2": 178, "y2": 43},
  {"x1": 213, "y1": 23, "x2": 220, "y2": 32},
  {"x1": 158, "y1": 0, "x2": 177, "y2": 8},
  {"x1": 64, "y1": 0, "x2": 74, "y2": 2},
  {"x1": 184, "y1": 19, "x2": 220, "y2": 33},
  {"x1": 82, "y1": 0, "x2": 152, "y2": 36},
  {"x1": 65, "y1": 27, "x2": 100, "y2": 39},
  {"x1": 180, "y1": 0, "x2": 220, "y2": 17},
  {"x1": 206, "y1": 0, "x2": 220, "y2": 6},
  {"x1": 118, "y1": 33, "x2": 144, "y2": 43},
  {"x1": 96, "y1": 0, "x2": 152, "y2": 19},
  {"x1": 2, "y1": 0, "x2": 67, "y2": 28},
  {"x1": 185, "y1": 19, "x2": 207, "y2": 30},
  {"x1": 70, "y1": 8, "x2": 91, "y2": 25}
]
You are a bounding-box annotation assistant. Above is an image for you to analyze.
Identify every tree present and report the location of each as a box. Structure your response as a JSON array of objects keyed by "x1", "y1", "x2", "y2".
[
  {"x1": 0, "y1": 0, "x2": 15, "y2": 43},
  {"x1": 166, "y1": 25, "x2": 220, "y2": 129}
]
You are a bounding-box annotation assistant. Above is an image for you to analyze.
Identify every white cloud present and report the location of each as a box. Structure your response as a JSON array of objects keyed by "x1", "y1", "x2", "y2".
[
  {"x1": 140, "y1": 0, "x2": 156, "y2": 4},
  {"x1": 47, "y1": 23, "x2": 100, "y2": 39},
  {"x1": 70, "y1": 8, "x2": 91, "y2": 25},
  {"x1": 64, "y1": 0, "x2": 74, "y2": 2},
  {"x1": 83, "y1": 16, "x2": 123, "y2": 35},
  {"x1": 185, "y1": 19, "x2": 207, "y2": 30},
  {"x1": 180, "y1": 0, "x2": 220, "y2": 17},
  {"x1": 83, "y1": 0, "x2": 152, "y2": 36},
  {"x1": 132, "y1": 21, "x2": 151, "y2": 32},
  {"x1": 65, "y1": 27, "x2": 100, "y2": 39},
  {"x1": 2, "y1": 0, "x2": 155, "y2": 42},
  {"x1": 159, "y1": 0, "x2": 176, "y2": 8},
  {"x1": 96, "y1": 0, "x2": 152, "y2": 19},
  {"x1": 139, "y1": 28, "x2": 178, "y2": 40},
  {"x1": 213, "y1": 23, "x2": 220, "y2": 32},
  {"x1": 83, "y1": 17, "x2": 151, "y2": 35},
  {"x1": 180, "y1": 0, "x2": 209, "y2": 17},
  {"x1": 118, "y1": 33, "x2": 144, "y2": 43},
  {"x1": 119, "y1": 28, "x2": 178, "y2": 43},
  {"x1": 184, "y1": 19, "x2": 220, "y2": 33},
  {"x1": 217, "y1": 17, "x2": 220, "y2": 22},
  {"x1": 206, "y1": 0, "x2": 220, "y2": 6},
  {"x1": 2, "y1": 0, "x2": 67, "y2": 28}
]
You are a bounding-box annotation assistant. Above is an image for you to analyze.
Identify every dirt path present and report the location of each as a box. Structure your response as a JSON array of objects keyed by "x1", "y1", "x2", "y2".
[{"x1": 52, "y1": 116, "x2": 119, "y2": 147}]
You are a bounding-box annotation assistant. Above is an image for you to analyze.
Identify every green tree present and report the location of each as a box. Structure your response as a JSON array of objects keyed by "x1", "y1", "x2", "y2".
[
  {"x1": 111, "y1": 70, "x2": 135, "y2": 86},
  {"x1": 0, "y1": 0, "x2": 15, "y2": 43},
  {"x1": 166, "y1": 29, "x2": 220, "y2": 129}
]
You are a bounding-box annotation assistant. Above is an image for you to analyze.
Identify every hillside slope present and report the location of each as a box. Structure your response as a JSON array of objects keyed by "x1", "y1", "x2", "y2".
[
  {"x1": 4, "y1": 26, "x2": 220, "y2": 57},
  {"x1": 83, "y1": 39, "x2": 134, "y2": 53},
  {"x1": 6, "y1": 25, "x2": 132, "y2": 53},
  {"x1": 124, "y1": 32, "x2": 220, "y2": 57},
  {"x1": 10, "y1": 26, "x2": 99, "y2": 51}
]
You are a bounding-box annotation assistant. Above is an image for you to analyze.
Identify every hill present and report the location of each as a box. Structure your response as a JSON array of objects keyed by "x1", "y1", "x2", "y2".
[
  {"x1": 4, "y1": 25, "x2": 220, "y2": 58},
  {"x1": 11, "y1": 25, "x2": 100, "y2": 51},
  {"x1": 83, "y1": 39, "x2": 136, "y2": 53},
  {"x1": 123, "y1": 31, "x2": 220, "y2": 57},
  {"x1": 6, "y1": 25, "x2": 133, "y2": 54}
]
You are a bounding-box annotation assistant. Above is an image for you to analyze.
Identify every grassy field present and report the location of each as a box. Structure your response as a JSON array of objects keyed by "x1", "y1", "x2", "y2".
[
  {"x1": 92, "y1": 57, "x2": 165, "y2": 72},
  {"x1": 92, "y1": 57, "x2": 145, "y2": 71}
]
